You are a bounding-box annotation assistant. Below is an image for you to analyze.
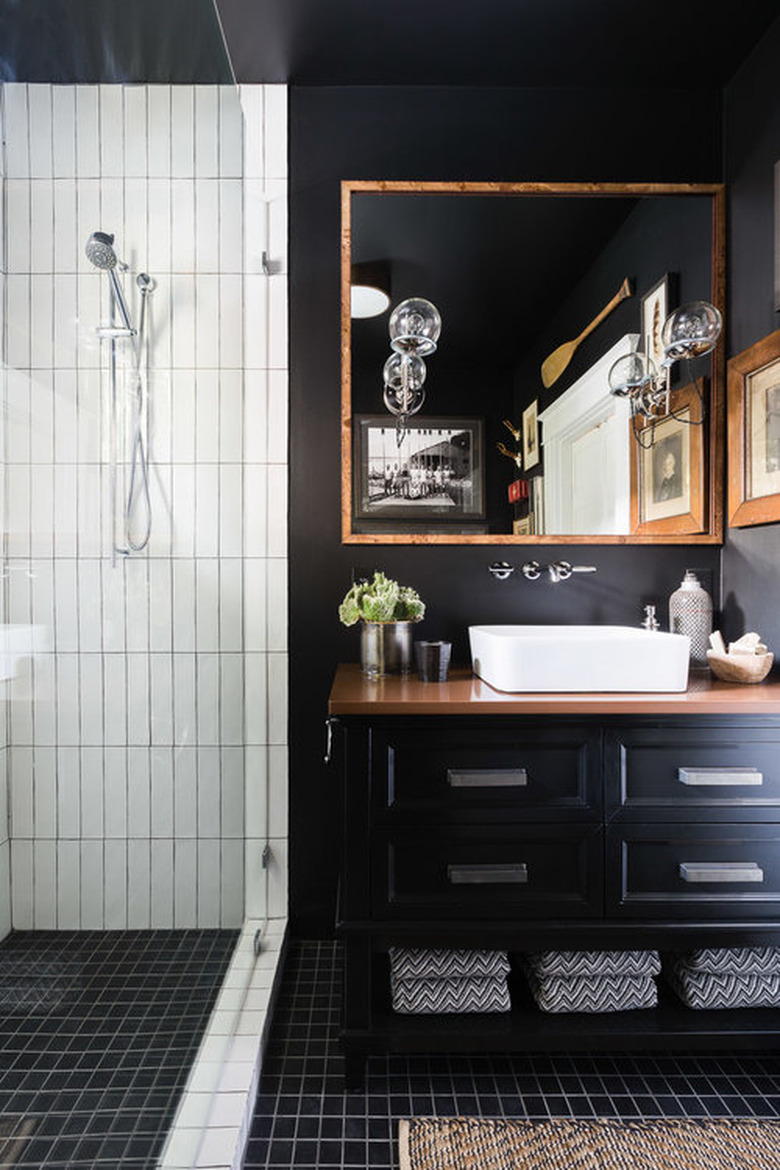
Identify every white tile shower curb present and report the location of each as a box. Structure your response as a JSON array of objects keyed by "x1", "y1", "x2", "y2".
[{"x1": 158, "y1": 916, "x2": 288, "y2": 1170}]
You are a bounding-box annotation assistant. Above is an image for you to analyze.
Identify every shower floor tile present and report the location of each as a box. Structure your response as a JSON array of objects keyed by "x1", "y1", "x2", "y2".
[
  {"x1": 0, "y1": 928, "x2": 237, "y2": 1168},
  {"x1": 243, "y1": 940, "x2": 780, "y2": 1169}
]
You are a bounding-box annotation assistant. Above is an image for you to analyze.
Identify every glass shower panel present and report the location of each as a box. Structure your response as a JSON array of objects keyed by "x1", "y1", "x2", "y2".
[{"x1": 0, "y1": 79, "x2": 272, "y2": 932}]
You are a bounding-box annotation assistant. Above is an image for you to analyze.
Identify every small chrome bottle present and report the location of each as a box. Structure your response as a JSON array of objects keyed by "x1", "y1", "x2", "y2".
[{"x1": 669, "y1": 570, "x2": 713, "y2": 666}]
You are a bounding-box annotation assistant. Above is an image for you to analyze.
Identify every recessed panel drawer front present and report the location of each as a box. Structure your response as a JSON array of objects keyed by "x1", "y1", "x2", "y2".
[
  {"x1": 373, "y1": 825, "x2": 603, "y2": 920},
  {"x1": 373, "y1": 724, "x2": 601, "y2": 823},
  {"x1": 607, "y1": 824, "x2": 780, "y2": 918},
  {"x1": 607, "y1": 728, "x2": 780, "y2": 820}
]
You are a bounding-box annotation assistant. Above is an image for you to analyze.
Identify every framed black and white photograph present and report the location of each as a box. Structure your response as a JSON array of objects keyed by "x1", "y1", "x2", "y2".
[{"x1": 353, "y1": 415, "x2": 484, "y2": 522}]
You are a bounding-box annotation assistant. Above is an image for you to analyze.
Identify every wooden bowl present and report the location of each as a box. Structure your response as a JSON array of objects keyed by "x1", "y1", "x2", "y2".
[{"x1": 706, "y1": 650, "x2": 774, "y2": 684}]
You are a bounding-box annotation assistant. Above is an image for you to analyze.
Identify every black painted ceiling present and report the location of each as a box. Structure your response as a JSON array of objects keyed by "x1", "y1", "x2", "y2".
[
  {"x1": 0, "y1": 0, "x2": 778, "y2": 87},
  {"x1": 215, "y1": 0, "x2": 779, "y2": 88}
]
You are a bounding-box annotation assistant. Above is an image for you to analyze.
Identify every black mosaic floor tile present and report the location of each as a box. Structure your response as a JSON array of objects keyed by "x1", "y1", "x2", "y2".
[
  {"x1": 243, "y1": 939, "x2": 780, "y2": 1169},
  {"x1": 0, "y1": 928, "x2": 236, "y2": 1169}
]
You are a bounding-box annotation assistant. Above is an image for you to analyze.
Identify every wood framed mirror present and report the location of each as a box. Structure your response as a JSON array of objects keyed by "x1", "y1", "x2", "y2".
[{"x1": 341, "y1": 180, "x2": 725, "y2": 545}]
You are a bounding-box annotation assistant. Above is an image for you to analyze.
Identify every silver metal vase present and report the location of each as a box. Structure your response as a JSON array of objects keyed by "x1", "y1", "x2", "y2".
[{"x1": 360, "y1": 621, "x2": 414, "y2": 679}]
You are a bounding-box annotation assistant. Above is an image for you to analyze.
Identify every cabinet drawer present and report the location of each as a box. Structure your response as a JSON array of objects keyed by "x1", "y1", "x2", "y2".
[
  {"x1": 607, "y1": 823, "x2": 780, "y2": 918},
  {"x1": 373, "y1": 825, "x2": 603, "y2": 920},
  {"x1": 371, "y1": 723, "x2": 601, "y2": 823},
  {"x1": 606, "y1": 728, "x2": 780, "y2": 820}
]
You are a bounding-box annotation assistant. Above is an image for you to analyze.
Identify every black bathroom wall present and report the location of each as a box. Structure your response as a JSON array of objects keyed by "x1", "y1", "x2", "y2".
[
  {"x1": 289, "y1": 85, "x2": 724, "y2": 935},
  {"x1": 512, "y1": 197, "x2": 715, "y2": 418},
  {"x1": 721, "y1": 16, "x2": 780, "y2": 645}
]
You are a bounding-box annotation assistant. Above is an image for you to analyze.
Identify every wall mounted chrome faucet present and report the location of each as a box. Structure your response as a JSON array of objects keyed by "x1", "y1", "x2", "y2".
[{"x1": 488, "y1": 560, "x2": 597, "y2": 583}]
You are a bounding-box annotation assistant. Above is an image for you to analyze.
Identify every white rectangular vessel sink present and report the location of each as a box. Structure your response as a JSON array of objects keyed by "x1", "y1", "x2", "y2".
[{"x1": 469, "y1": 624, "x2": 690, "y2": 693}]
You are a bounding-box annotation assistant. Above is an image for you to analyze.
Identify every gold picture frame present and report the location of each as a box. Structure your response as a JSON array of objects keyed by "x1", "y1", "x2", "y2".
[
  {"x1": 728, "y1": 327, "x2": 780, "y2": 527},
  {"x1": 630, "y1": 380, "x2": 706, "y2": 535}
]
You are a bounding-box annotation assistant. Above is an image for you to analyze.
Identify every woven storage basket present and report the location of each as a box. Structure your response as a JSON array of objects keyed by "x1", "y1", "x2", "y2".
[
  {"x1": 525, "y1": 949, "x2": 660, "y2": 979},
  {"x1": 524, "y1": 968, "x2": 658, "y2": 1013},
  {"x1": 666, "y1": 947, "x2": 780, "y2": 976},
  {"x1": 388, "y1": 947, "x2": 509, "y2": 981},
  {"x1": 665, "y1": 963, "x2": 780, "y2": 1010},
  {"x1": 391, "y1": 973, "x2": 511, "y2": 1015}
]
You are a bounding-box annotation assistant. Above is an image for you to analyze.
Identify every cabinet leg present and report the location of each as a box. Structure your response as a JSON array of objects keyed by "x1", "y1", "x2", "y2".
[{"x1": 343, "y1": 1051, "x2": 366, "y2": 1092}]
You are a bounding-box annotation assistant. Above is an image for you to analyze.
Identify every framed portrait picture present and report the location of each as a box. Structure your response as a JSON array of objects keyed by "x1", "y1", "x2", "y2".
[
  {"x1": 630, "y1": 379, "x2": 706, "y2": 535},
  {"x1": 522, "y1": 399, "x2": 540, "y2": 469},
  {"x1": 728, "y1": 327, "x2": 780, "y2": 527},
  {"x1": 353, "y1": 415, "x2": 485, "y2": 523},
  {"x1": 641, "y1": 275, "x2": 676, "y2": 374}
]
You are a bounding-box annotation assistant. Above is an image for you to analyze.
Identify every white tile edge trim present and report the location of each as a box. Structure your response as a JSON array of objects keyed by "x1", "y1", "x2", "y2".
[{"x1": 157, "y1": 915, "x2": 288, "y2": 1170}]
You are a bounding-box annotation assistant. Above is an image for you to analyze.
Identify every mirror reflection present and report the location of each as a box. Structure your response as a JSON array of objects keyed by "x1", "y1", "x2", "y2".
[{"x1": 342, "y1": 181, "x2": 724, "y2": 544}]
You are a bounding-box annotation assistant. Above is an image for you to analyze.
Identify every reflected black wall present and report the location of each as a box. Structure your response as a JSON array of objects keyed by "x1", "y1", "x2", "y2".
[
  {"x1": 513, "y1": 197, "x2": 715, "y2": 416},
  {"x1": 289, "y1": 85, "x2": 723, "y2": 934},
  {"x1": 722, "y1": 16, "x2": 780, "y2": 645}
]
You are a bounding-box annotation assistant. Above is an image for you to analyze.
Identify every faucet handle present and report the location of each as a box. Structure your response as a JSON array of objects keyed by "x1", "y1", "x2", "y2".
[
  {"x1": 488, "y1": 561, "x2": 516, "y2": 581},
  {"x1": 548, "y1": 561, "x2": 597, "y2": 582},
  {"x1": 642, "y1": 604, "x2": 660, "y2": 631}
]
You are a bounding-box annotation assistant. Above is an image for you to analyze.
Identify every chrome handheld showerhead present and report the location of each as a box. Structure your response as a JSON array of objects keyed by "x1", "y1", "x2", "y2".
[
  {"x1": 85, "y1": 231, "x2": 118, "y2": 271},
  {"x1": 86, "y1": 230, "x2": 135, "y2": 335}
]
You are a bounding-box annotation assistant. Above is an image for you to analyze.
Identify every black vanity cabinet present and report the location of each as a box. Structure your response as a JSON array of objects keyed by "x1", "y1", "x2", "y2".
[{"x1": 329, "y1": 666, "x2": 780, "y2": 1088}]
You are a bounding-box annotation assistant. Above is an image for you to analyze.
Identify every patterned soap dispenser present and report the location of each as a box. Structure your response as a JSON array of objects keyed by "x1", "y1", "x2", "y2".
[{"x1": 669, "y1": 570, "x2": 713, "y2": 666}]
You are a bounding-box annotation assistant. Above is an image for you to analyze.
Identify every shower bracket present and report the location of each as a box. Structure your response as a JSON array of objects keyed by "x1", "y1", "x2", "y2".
[{"x1": 96, "y1": 325, "x2": 137, "y2": 340}]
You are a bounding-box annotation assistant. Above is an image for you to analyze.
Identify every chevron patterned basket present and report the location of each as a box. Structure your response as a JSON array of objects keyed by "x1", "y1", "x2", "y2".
[
  {"x1": 665, "y1": 947, "x2": 780, "y2": 976},
  {"x1": 524, "y1": 969, "x2": 658, "y2": 1014},
  {"x1": 525, "y1": 949, "x2": 660, "y2": 979},
  {"x1": 388, "y1": 948, "x2": 510, "y2": 982},
  {"x1": 665, "y1": 963, "x2": 780, "y2": 1010},
  {"x1": 391, "y1": 973, "x2": 511, "y2": 1014}
]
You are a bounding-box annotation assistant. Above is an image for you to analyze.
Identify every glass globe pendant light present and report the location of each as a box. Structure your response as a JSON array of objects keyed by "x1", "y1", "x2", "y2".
[
  {"x1": 382, "y1": 353, "x2": 427, "y2": 417},
  {"x1": 382, "y1": 297, "x2": 442, "y2": 442},
  {"x1": 608, "y1": 351, "x2": 657, "y2": 399},
  {"x1": 661, "y1": 300, "x2": 723, "y2": 363},
  {"x1": 606, "y1": 296, "x2": 721, "y2": 446},
  {"x1": 388, "y1": 298, "x2": 442, "y2": 356}
]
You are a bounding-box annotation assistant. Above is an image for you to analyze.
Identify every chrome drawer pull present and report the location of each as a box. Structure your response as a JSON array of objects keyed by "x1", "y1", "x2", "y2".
[
  {"x1": 679, "y1": 861, "x2": 764, "y2": 884},
  {"x1": 447, "y1": 863, "x2": 528, "y2": 885},
  {"x1": 677, "y1": 767, "x2": 763, "y2": 787},
  {"x1": 447, "y1": 768, "x2": 528, "y2": 788}
]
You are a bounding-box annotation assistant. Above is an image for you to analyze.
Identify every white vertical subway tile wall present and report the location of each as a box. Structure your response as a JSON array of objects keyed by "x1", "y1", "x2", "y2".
[
  {"x1": 0, "y1": 83, "x2": 289, "y2": 934},
  {"x1": 0, "y1": 105, "x2": 9, "y2": 942}
]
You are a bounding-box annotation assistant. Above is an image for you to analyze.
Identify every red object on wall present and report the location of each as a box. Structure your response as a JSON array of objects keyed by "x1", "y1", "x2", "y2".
[{"x1": 508, "y1": 478, "x2": 529, "y2": 503}]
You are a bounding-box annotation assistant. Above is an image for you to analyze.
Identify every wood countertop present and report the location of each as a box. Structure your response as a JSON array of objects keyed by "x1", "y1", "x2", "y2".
[{"x1": 328, "y1": 662, "x2": 780, "y2": 716}]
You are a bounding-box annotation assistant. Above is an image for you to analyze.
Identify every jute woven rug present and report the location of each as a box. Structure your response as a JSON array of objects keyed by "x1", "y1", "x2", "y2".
[{"x1": 398, "y1": 1116, "x2": 780, "y2": 1169}]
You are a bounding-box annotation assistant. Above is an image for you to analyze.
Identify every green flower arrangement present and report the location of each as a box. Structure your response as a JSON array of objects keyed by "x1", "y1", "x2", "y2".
[{"x1": 339, "y1": 571, "x2": 425, "y2": 626}]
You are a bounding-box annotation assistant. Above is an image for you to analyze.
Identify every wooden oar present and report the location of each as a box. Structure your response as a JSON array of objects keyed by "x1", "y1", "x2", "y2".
[{"x1": 541, "y1": 277, "x2": 633, "y2": 389}]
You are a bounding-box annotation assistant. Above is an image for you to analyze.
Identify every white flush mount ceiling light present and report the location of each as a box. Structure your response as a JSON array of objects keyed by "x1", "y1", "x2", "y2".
[
  {"x1": 350, "y1": 262, "x2": 391, "y2": 318},
  {"x1": 608, "y1": 299, "x2": 722, "y2": 446}
]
